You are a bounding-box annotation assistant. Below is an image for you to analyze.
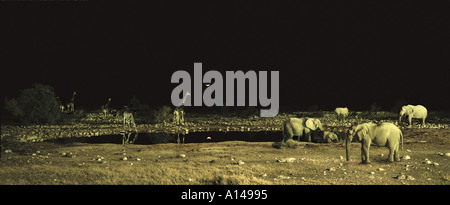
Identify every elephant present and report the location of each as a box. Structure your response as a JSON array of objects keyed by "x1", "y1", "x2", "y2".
[
  {"x1": 313, "y1": 131, "x2": 339, "y2": 143},
  {"x1": 399, "y1": 105, "x2": 427, "y2": 127},
  {"x1": 282, "y1": 117, "x2": 323, "y2": 142},
  {"x1": 335, "y1": 107, "x2": 349, "y2": 122},
  {"x1": 346, "y1": 122, "x2": 403, "y2": 164}
]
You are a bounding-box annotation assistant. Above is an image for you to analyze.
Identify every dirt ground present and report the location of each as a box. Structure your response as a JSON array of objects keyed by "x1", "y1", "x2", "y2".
[{"x1": 1, "y1": 127, "x2": 449, "y2": 185}]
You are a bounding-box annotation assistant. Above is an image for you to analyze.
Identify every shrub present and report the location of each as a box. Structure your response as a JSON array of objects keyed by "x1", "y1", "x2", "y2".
[
  {"x1": 4, "y1": 84, "x2": 61, "y2": 124},
  {"x1": 127, "y1": 96, "x2": 154, "y2": 123},
  {"x1": 152, "y1": 105, "x2": 173, "y2": 123}
]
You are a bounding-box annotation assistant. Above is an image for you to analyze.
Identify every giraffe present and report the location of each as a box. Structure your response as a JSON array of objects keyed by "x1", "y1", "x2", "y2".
[
  {"x1": 122, "y1": 110, "x2": 138, "y2": 144},
  {"x1": 56, "y1": 97, "x2": 65, "y2": 112},
  {"x1": 173, "y1": 92, "x2": 190, "y2": 125},
  {"x1": 123, "y1": 110, "x2": 136, "y2": 130},
  {"x1": 102, "y1": 98, "x2": 111, "y2": 117},
  {"x1": 67, "y1": 91, "x2": 76, "y2": 113}
]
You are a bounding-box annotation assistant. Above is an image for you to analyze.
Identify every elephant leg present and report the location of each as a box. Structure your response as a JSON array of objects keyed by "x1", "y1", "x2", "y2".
[
  {"x1": 361, "y1": 141, "x2": 371, "y2": 164},
  {"x1": 387, "y1": 148, "x2": 395, "y2": 162},
  {"x1": 394, "y1": 145, "x2": 401, "y2": 162},
  {"x1": 422, "y1": 118, "x2": 426, "y2": 126},
  {"x1": 283, "y1": 131, "x2": 293, "y2": 142},
  {"x1": 408, "y1": 116, "x2": 413, "y2": 127}
]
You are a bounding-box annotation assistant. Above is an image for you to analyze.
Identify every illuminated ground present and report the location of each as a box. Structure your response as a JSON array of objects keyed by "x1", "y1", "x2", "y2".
[{"x1": 1, "y1": 111, "x2": 449, "y2": 185}]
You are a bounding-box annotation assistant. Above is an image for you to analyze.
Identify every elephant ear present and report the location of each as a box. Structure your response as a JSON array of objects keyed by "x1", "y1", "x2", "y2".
[
  {"x1": 305, "y1": 118, "x2": 318, "y2": 130},
  {"x1": 356, "y1": 124, "x2": 369, "y2": 141}
]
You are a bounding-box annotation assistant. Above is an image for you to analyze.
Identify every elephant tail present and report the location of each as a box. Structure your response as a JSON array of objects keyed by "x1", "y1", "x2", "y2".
[{"x1": 400, "y1": 131, "x2": 404, "y2": 151}]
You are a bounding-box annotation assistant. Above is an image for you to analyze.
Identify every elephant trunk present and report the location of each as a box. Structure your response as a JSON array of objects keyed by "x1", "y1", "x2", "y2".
[
  {"x1": 398, "y1": 111, "x2": 405, "y2": 124},
  {"x1": 345, "y1": 134, "x2": 351, "y2": 161}
]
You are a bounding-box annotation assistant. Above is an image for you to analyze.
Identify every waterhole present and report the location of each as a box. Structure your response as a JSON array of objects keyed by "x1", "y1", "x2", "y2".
[{"x1": 51, "y1": 131, "x2": 282, "y2": 145}]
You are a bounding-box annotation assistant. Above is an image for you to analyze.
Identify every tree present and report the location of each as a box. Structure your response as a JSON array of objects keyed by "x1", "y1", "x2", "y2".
[{"x1": 4, "y1": 84, "x2": 61, "y2": 124}]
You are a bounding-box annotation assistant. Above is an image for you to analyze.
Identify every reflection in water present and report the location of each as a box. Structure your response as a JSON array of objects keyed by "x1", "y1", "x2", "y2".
[{"x1": 62, "y1": 131, "x2": 282, "y2": 145}]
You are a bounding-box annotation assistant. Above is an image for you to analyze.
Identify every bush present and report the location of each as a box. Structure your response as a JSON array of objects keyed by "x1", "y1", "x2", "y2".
[
  {"x1": 152, "y1": 105, "x2": 173, "y2": 123},
  {"x1": 4, "y1": 84, "x2": 61, "y2": 124},
  {"x1": 127, "y1": 96, "x2": 154, "y2": 123}
]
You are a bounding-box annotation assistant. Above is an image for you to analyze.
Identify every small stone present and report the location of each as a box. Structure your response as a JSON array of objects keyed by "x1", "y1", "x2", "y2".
[
  {"x1": 122, "y1": 157, "x2": 128, "y2": 161},
  {"x1": 136, "y1": 158, "x2": 141, "y2": 161},
  {"x1": 432, "y1": 162, "x2": 439, "y2": 166},
  {"x1": 177, "y1": 154, "x2": 186, "y2": 158},
  {"x1": 445, "y1": 153, "x2": 450, "y2": 157},
  {"x1": 403, "y1": 155, "x2": 411, "y2": 160},
  {"x1": 4, "y1": 149, "x2": 12, "y2": 153},
  {"x1": 396, "y1": 174, "x2": 406, "y2": 180},
  {"x1": 437, "y1": 152, "x2": 444, "y2": 156},
  {"x1": 237, "y1": 160, "x2": 245, "y2": 165},
  {"x1": 377, "y1": 168, "x2": 385, "y2": 171},
  {"x1": 369, "y1": 172, "x2": 375, "y2": 175},
  {"x1": 276, "y1": 157, "x2": 296, "y2": 163},
  {"x1": 327, "y1": 167, "x2": 336, "y2": 172},
  {"x1": 406, "y1": 175, "x2": 416, "y2": 180}
]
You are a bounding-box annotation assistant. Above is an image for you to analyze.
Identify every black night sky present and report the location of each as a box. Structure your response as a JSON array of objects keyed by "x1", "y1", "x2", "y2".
[{"x1": 1, "y1": 1, "x2": 449, "y2": 114}]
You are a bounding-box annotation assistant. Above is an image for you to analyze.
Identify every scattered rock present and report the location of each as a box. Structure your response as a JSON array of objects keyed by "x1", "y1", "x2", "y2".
[
  {"x1": 369, "y1": 172, "x2": 375, "y2": 175},
  {"x1": 423, "y1": 159, "x2": 432, "y2": 164},
  {"x1": 275, "y1": 175, "x2": 290, "y2": 180},
  {"x1": 122, "y1": 157, "x2": 128, "y2": 161},
  {"x1": 395, "y1": 174, "x2": 415, "y2": 180},
  {"x1": 377, "y1": 168, "x2": 385, "y2": 171},
  {"x1": 327, "y1": 167, "x2": 336, "y2": 172},
  {"x1": 276, "y1": 157, "x2": 296, "y2": 163},
  {"x1": 432, "y1": 162, "x2": 439, "y2": 166},
  {"x1": 177, "y1": 154, "x2": 186, "y2": 158},
  {"x1": 403, "y1": 155, "x2": 411, "y2": 160},
  {"x1": 406, "y1": 175, "x2": 416, "y2": 181},
  {"x1": 445, "y1": 153, "x2": 450, "y2": 157},
  {"x1": 237, "y1": 160, "x2": 245, "y2": 165},
  {"x1": 437, "y1": 152, "x2": 444, "y2": 156},
  {"x1": 4, "y1": 149, "x2": 12, "y2": 153}
]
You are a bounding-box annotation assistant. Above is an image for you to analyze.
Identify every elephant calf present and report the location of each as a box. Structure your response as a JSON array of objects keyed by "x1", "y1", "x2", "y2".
[
  {"x1": 313, "y1": 131, "x2": 339, "y2": 143},
  {"x1": 346, "y1": 122, "x2": 403, "y2": 164}
]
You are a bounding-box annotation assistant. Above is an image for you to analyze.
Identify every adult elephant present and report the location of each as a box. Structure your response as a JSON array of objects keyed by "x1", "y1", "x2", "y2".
[
  {"x1": 282, "y1": 117, "x2": 323, "y2": 142},
  {"x1": 398, "y1": 105, "x2": 427, "y2": 127},
  {"x1": 346, "y1": 122, "x2": 403, "y2": 164},
  {"x1": 335, "y1": 107, "x2": 349, "y2": 122}
]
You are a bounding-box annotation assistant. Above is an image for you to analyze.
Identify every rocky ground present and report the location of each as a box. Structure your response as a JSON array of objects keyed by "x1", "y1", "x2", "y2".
[{"x1": 1, "y1": 111, "x2": 449, "y2": 185}]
